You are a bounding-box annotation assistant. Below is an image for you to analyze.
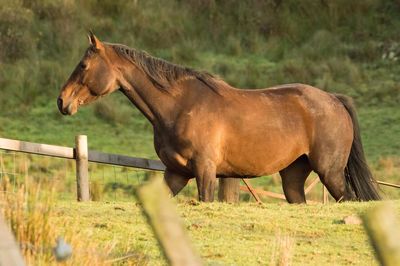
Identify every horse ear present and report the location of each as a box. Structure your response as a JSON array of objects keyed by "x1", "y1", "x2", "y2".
[{"x1": 87, "y1": 31, "x2": 103, "y2": 50}]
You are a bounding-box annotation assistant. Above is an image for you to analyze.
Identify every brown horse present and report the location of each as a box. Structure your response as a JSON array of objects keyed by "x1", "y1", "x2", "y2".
[{"x1": 57, "y1": 33, "x2": 380, "y2": 203}]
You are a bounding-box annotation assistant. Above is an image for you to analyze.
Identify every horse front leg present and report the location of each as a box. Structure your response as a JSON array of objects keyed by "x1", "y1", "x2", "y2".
[
  {"x1": 194, "y1": 159, "x2": 217, "y2": 202},
  {"x1": 164, "y1": 169, "x2": 190, "y2": 196}
]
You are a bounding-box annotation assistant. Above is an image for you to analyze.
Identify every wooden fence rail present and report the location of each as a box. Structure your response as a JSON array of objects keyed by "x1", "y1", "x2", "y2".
[
  {"x1": 1, "y1": 136, "x2": 399, "y2": 203},
  {"x1": 0, "y1": 137, "x2": 165, "y2": 171},
  {"x1": 0, "y1": 137, "x2": 74, "y2": 159},
  {"x1": 88, "y1": 150, "x2": 165, "y2": 171}
]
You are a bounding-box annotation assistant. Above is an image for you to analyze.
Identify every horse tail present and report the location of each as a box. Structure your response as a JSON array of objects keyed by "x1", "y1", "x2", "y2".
[{"x1": 334, "y1": 94, "x2": 381, "y2": 201}]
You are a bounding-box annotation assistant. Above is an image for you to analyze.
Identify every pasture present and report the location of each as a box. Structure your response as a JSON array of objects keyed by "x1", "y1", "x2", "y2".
[
  {"x1": 54, "y1": 201, "x2": 386, "y2": 265},
  {"x1": 5, "y1": 183, "x2": 399, "y2": 266}
]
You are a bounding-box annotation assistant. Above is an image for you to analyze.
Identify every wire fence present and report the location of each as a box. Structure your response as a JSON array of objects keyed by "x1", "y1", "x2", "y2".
[
  {"x1": 0, "y1": 149, "x2": 200, "y2": 202},
  {"x1": 88, "y1": 162, "x2": 158, "y2": 202}
]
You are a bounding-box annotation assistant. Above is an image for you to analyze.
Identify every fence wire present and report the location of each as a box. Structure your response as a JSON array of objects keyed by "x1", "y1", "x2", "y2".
[{"x1": 0, "y1": 150, "x2": 173, "y2": 202}]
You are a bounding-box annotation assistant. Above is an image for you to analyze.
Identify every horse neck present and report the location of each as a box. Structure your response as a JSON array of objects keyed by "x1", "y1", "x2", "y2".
[{"x1": 117, "y1": 64, "x2": 176, "y2": 127}]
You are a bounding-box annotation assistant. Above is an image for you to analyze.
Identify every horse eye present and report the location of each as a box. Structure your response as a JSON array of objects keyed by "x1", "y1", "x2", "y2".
[{"x1": 79, "y1": 62, "x2": 87, "y2": 69}]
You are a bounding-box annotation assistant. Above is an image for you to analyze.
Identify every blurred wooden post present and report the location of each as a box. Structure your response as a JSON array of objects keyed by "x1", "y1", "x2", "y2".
[
  {"x1": 75, "y1": 135, "x2": 90, "y2": 202},
  {"x1": 218, "y1": 178, "x2": 240, "y2": 203},
  {"x1": 363, "y1": 203, "x2": 400, "y2": 266},
  {"x1": 0, "y1": 214, "x2": 26, "y2": 266},
  {"x1": 135, "y1": 177, "x2": 202, "y2": 266}
]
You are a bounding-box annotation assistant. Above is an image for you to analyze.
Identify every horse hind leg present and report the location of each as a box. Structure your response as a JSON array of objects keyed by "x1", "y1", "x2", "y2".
[
  {"x1": 316, "y1": 168, "x2": 347, "y2": 202},
  {"x1": 279, "y1": 155, "x2": 312, "y2": 203},
  {"x1": 308, "y1": 148, "x2": 350, "y2": 202},
  {"x1": 308, "y1": 154, "x2": 348, "y2": 202}
]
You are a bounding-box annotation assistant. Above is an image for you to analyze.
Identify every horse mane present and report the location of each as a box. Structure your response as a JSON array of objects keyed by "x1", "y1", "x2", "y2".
[{"x1": 110, "y1": 43, "x2": 222, "y2": 94}]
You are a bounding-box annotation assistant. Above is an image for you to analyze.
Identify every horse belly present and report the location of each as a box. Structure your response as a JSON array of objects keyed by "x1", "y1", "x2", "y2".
[
  {"x1": 220, "y1": 131, "x2": 308, "y2": 177},
  {"x1": 222, "y1": 152, "x2": 303, "y2": 176}
]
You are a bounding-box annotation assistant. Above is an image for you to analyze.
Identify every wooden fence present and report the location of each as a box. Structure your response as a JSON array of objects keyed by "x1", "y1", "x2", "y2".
[
  {"x1": 0, "y1": 136, "x2": 164, "y2": 202},
  {"x1": 0, "y1": 136, "x2": 398, "y2": 203}
]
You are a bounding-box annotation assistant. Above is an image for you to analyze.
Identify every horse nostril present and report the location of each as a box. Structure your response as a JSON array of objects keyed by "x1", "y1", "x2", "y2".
[{"x1": 57, "y1": 97, "x2": 63, "y2": 111}]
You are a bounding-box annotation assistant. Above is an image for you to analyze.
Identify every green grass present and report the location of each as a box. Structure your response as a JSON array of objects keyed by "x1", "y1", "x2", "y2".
[
  {"x1": 359, "y1": 106, "x2": 400, "y2": 161},
  {"x1": 50, "y1": 199, "x2": 400, "y2": 265}
]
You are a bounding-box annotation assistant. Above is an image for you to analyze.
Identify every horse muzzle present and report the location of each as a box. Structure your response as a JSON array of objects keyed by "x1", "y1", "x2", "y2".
[{"x1": 57, "y1": 97, "x2": 77, "y2": 115}]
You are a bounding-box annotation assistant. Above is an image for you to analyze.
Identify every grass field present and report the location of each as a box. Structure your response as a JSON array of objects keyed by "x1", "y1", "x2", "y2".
[
  {"x1": 50, "y1": 200, "x2": 400, "y2": 265},
  {"x1": 1, "y1": 170, "x2": 400, "y2": 265}
]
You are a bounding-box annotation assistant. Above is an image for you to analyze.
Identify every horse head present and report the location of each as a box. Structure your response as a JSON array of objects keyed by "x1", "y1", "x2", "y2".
[{"x1": 57, "y1": 32, "x2": 120, "y2": 115}]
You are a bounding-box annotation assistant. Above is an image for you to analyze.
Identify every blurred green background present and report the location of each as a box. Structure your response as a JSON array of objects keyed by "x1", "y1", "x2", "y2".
[{"x1": 0, "y1": 0, "x2": 399, "y2": 163}]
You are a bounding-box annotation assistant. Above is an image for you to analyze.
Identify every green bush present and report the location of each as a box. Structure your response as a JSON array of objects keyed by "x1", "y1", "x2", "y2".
[{"x1": 0, "y1": 1, "x2": 36, "y2": 63}]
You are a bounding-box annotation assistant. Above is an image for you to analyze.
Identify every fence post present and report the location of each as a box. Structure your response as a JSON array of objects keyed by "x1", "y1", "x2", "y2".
[
  {"x1": 135, "y1": 177, "x2": 203, "y2": 266},
  {"x1": 363, "y1": 203, "x2": 400, "y2": 266},
  {"x1": 75, "y1": 135, "x2": 90, "y2": 201},
  {"x1": 0, "y1": 214, "x2": 26, "y2": 266},
  {"x1": 218, "y1": 178, "x2": 240, "y2": 203},
  {"x1": 322, "y1": 186, "x2": 329, "y2": 204}
]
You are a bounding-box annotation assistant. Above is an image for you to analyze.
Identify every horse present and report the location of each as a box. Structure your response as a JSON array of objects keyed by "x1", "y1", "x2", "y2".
[{"x1": 57, "y1": 33, "x2": 380, "y2": 203}]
